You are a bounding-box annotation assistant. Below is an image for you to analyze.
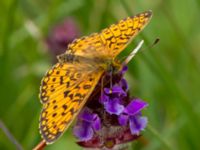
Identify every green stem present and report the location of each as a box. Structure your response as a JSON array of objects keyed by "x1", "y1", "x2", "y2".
[
  {"x1": 147, "y1": 125, "x2": 173, "y2": 150},
  {"x1": 0, "y1": 120, "x2": 23, "y2": 150}
]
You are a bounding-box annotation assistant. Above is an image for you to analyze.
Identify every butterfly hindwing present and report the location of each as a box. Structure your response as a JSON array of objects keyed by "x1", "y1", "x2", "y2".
[
  {"x1": 39, "y1": 63, "x2": 104, "y2": 143},
  {"x1": 40, "y1": 63, "x2": 89, "y2": 103}
]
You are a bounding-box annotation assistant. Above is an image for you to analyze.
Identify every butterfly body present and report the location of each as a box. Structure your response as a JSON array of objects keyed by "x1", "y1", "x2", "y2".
[{"x1": 39, "y1": 10, "x2": 152, "y2": 144}]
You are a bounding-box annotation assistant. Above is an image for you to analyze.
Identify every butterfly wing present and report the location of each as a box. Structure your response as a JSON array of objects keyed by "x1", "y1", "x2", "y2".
[
  {"x1": 67, "y1": 10, "x2": 152, "y2": 59},
  {"x1": 39, "y1": 63, "x2": 104, "y2": 144}
]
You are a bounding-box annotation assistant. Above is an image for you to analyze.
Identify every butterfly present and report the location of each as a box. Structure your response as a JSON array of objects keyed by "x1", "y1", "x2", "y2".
[{"x1": 39, "y1": 10, "x2": 152, "y2": 144}]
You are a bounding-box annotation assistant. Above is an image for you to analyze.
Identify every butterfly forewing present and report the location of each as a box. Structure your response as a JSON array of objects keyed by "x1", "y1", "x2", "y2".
[
  {"x1": 100, "y1": 10, "x2": 152, "y2": 58},
  {"x1": 67, "y1": 10, "x2": 152, "y2": 59}
]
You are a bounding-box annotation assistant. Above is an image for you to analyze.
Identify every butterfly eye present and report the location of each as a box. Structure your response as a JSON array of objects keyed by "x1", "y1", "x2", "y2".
[{"x1": 57, "y1": 53, "x2": 65, "y2": 62}]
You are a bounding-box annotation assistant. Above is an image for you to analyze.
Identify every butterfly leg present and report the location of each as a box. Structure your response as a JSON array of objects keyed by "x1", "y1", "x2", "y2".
[
  {"x1": 100, "y1": 75, "x2": 105, "y2": 101},
  {"x1": 109, "y1": 66, "x2": 113, "y2": 90}
]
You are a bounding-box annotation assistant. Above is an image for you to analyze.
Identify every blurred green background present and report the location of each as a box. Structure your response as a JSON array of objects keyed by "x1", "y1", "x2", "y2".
[{"x1": 0, "y1": 0, "x2": 200, "y2": 149}]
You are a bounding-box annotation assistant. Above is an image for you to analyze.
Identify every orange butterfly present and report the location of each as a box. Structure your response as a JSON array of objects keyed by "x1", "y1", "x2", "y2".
[{"x1": 39, "y1": 10, "x2": 152, "y2": 144}]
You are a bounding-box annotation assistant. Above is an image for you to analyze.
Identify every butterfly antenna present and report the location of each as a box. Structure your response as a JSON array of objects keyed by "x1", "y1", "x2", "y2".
[
  {"x1": 150, "y1": 38, "x2": 160, "y2": 48},
  {"x1": 122, "y1": 38, "x2": 160, "y2": 65}
]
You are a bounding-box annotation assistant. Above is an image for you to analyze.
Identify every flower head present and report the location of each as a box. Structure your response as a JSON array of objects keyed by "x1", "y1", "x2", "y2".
[
  {"x1": 73, "y1": 66, "x2": 148, "y2": 149},
  {"x1": 119, "y1": 99, "x2": 148, "y2": 135},
  {"x1": 73, "y1": 108, "x2": 101, "y2": 141},
  {"x1": 46, "y1": 18, "x2": 80, "y2": 61}
]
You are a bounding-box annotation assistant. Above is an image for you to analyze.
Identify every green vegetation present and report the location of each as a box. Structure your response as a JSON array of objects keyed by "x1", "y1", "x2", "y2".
[{"x1": 0, "y1": 0, "x2": 200, "y2": 149}]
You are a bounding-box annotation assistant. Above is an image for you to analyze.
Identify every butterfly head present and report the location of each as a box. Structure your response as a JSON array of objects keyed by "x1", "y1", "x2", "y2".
[{"x1": 106, "y1": 59, "x2": 123, "y2": 75}]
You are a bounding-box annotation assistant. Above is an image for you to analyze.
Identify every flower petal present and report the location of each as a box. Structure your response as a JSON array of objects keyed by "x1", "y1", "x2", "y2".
[
  {"x1": 99, "y1": 92, "x2": 109, "y2": 103},
  {"x1": 111, "y1": 85, "x2": 127, "y2": 97},
  {"x1": 124, "y1": 99, "x2": 148, "y2": 115},
  {"x1": 111, "y1": 85, "x2": 124, "y2": 93},
  {"x1": 120, "y1": 66, "x2": 128, "y2": 75},
  {"x1": 104, "y1": 87, "x2": 111, "y2": 94},
  {"x1": 118, "y1": 114, "x2": 129, "y2": 126},
  {"x1": 92, "y1": 114, "x2": 101, "y2": 131},
  {"x1": 129, "y1": 116, "x2": 148, "y2": 135},
  {"x1": 120, "y1": 78, "x2": 128, "y2": 91},
  {"x1": 73, "y1": 122, "x2": 94, "y2": 141},
  {"x1": 79, "y1": 108, "x2": 94, "y2": 122},
  {"x1": 104, "y1": 98, "x2": 124, "y2": 115}
]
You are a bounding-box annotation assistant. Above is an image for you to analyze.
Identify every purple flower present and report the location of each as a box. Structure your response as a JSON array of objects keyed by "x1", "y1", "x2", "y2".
[
  {"x1": 73, "y1": 66, "x2": 149, "y2": 148},
  {"x1": 124, "y1": 99, "x2": 148, "y2": 116},
  {"x1": 73, "y1": 108, "x2": 101, "y2": 141},
  {"x1": 119, "y1": 99, "x2": 148, "y2": 135},
  {"x1": 104, "y1": 98, "x2": 124, "y2": 115},
  {"x1": 101, "y1": 85, "x2": 126, "y2": 115},
  {"x1": 129, "y1": 115, "x2": 148, "y2": 135},
  {"x1": 99, "y1": 66, "x2": 128, "y2": 115},
  {"x1": 46, "y1": 18, "x2": 80, "y2": 62},
  {"x1": 73, "y1": 122, "x2": 93, "y2": 141}
]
